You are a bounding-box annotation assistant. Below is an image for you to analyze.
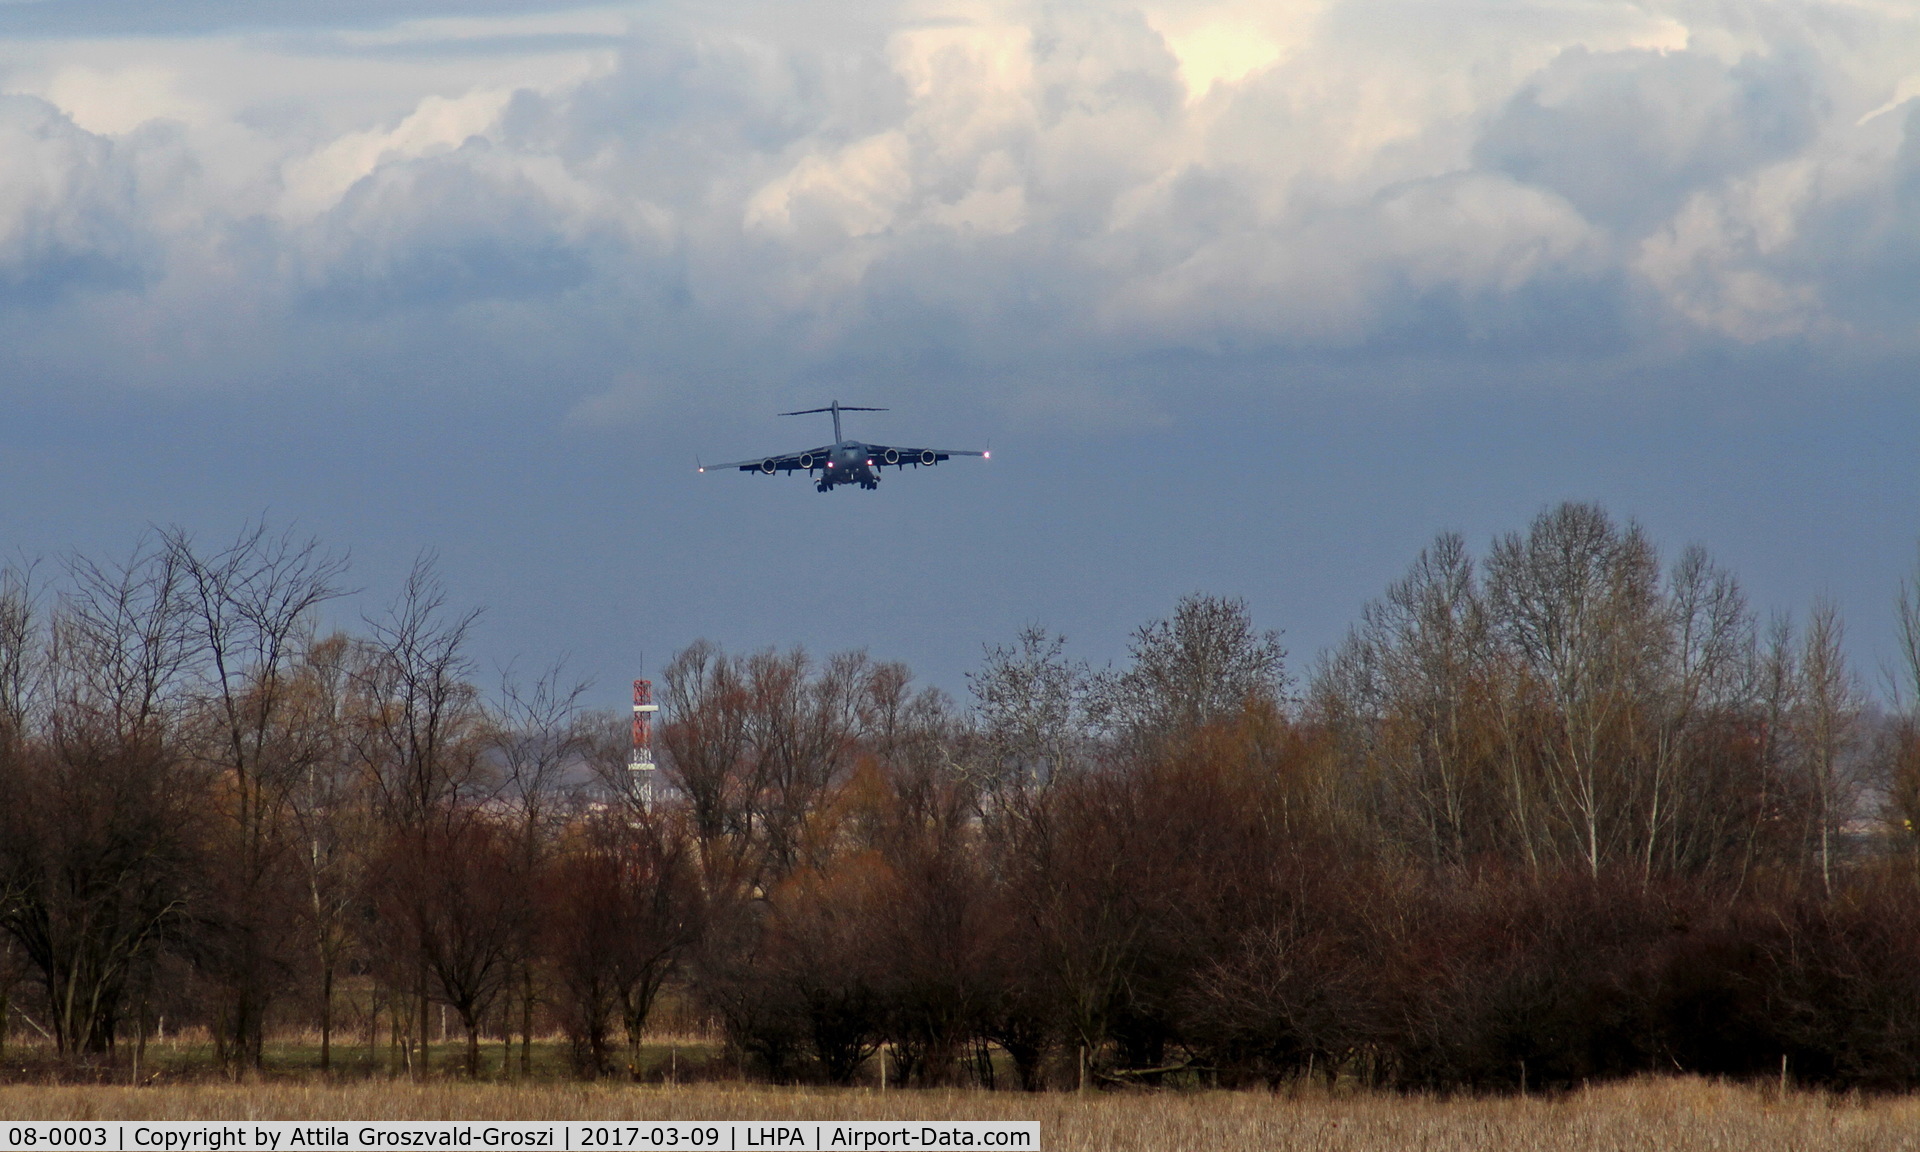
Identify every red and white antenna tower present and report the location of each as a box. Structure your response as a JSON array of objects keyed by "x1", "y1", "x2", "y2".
[{"x1": 629, "y1": 678, "x2": 658, "y2": 777}]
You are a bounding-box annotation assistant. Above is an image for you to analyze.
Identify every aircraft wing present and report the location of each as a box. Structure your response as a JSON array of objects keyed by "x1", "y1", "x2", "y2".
[
  {"x1": 860, "y1": 444, "x2": 990, "y2": 468},
  {"x1": 699, "y1": 446, "x2": 835, "y2": 475}
]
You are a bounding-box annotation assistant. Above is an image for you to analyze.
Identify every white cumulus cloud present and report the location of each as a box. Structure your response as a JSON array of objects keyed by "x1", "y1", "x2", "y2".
[{"x1": 0, "y1": 0, "x2": 1916, "y2": 415}]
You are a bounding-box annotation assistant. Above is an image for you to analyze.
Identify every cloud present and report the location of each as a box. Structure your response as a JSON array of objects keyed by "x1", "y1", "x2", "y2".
[
  {"x1": 302, "y1": 144, "x2": 597, "y2": 312},
  {"x1": 1476, "y1": 47, "x2": 1822, "y2": 237},
  {"x1": 0, "y1": 0, "x2": 595, "y2": 38},
  {"x1": 1, "y1": 0, "x2": 1919, "y2": 417},
  {"x1": 0, "y1": 95, "x2": 156, "y2": 300},
  {"x1": 280, "y1": 88, "x2": 518, "y2": 217}
]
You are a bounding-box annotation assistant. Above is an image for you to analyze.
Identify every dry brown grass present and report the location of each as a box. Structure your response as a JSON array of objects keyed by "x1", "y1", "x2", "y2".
[{"x1": 1, "y1": 1078, "x2": 1917, "y2": 1151}]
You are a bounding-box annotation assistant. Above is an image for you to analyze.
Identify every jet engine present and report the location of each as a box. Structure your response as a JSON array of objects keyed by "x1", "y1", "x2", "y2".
[
  {"x1": 883, "y1": 448, "x2": 900, "y2": 465},
  {"x1": 919, "y1": 449, "x2": 937, "y2": 465},
  {"x1": 760, "y1": 459, "x2": 778, "y2": 474}
]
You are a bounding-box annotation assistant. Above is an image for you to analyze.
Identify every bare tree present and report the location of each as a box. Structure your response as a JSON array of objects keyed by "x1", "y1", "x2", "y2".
[
  {"x1": 547, "y1": 810, "x2": 701, "y2": 1077},
  {"x1": 1318, "y1": 533, "x2": 1500, "y2": 867},
  {"x1": 1093, "y1": 595, "x2": 1286, "y2": 743},
  {"x1": 1794, "y1": 602, "x2": 1862, "y2": 896},
  {"x1": 660, "y1": 642, "x2": 867, "y2": 887},
  {"x1": 658, "y1": 642, "x2": 753, "y2": 871},
  {"x1": 1900, "y1": 551, "x2": 1920, "y2": 712},
  {"x1": 0, "y1": 542, "x2": 203, "y2": 1059},
  {"x1": 372, "y1": 817, "x2": 526, "y2": 1077},
  {"x1": 55, "y1": 538, "x2": 193, "y2": 741},
  {"x1": 744, "y1": 648, "x2": 864, "y2": 882},
  {"x1": 351, "y1": 557, "x2": 487, "y2": 828},
  {"x1": 1889, "y1": 551, "x2": 1920, "y2": 862},
  {"x1": 1485, "y1": 503, "x2": 1665, "y2": 877},
  {"x1": 284, "y1": 632, "x2": 364, "y2": 1074},
  {"x1": 164, "y1": 521, "x2": 348, "y2": 1071},
  {"x1": 1640, "y1": 545, "x2": 1753, "y2": 878},
  {"x1": 1317, "y1": 510, "x2": 1773, "y2": 884},
  {"x1": 0, "y1": 563, "x2": 45, "y2": 747},
  {"x1": 0, "y1": 734, "x2": 203, "y2": 1058},
  {"x1": 969, "y1": 627, "x2": 1090, "y2": 793},
  {"x1": 349, "y1": 555, "x2": 487, "y2": 1076},
  {"x1": 491, "y1": 659, "x2": 591, "y2": 1076},
  {"x1": 494, "y1": 662, "x2": 590, "y2": 851}
]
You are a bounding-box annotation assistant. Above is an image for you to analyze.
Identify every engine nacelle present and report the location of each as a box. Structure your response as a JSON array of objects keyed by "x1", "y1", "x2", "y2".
[
  {"x1": 918, "y1": 449, "x2": 937, "y2": 466},
  {"x1": 883, "y1": 448, "x2": 900, "y2": 465},
  {"x1": 798, "y1": 453, "x2": 815, "y2": 469},
  {"x1": 760, "y1": 458, "x2": 778, "y2": 474}
]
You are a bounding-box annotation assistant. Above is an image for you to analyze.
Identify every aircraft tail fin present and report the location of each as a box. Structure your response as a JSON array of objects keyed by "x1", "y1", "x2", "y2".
[{"x1": 780, "y1": 400, "x2": 886, "y2": 443}]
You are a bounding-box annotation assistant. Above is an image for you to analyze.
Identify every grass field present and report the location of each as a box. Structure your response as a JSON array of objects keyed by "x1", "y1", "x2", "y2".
[
  {"x1": 0, "y1": 1034, "x2": 715, "y2": 1084},
  {"x1": 0, "y1": 1079, "x2": 1916, "y2": 1151}
]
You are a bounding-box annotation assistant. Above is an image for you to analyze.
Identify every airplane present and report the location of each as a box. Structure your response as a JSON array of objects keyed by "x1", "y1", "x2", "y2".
[{"x1": 699, "y1": 401, "x2": 988, "y2": 493}]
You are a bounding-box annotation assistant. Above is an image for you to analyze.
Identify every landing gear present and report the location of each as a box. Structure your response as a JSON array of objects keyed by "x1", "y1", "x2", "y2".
[
  {"x1": 816, "y1": 480, "x2": 832, "y2": 493},
  {"x1": 860, "y1": 479, "x2": 879, "y2": 490}
]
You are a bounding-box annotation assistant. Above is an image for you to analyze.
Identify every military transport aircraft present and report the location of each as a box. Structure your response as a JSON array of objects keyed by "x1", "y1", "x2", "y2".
[{"x1": 699, "y1": 401, "x2": 988, "y2": 492}]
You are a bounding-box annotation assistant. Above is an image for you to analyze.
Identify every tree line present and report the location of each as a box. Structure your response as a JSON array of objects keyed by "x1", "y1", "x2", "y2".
[{"x1": 1, "y1": 503, "x2": 1918, "y2": 1090}]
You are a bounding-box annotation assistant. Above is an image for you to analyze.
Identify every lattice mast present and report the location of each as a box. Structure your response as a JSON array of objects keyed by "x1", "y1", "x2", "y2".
[{"x1": 629, "y1": 678, "x2": 658, "y2": 774}]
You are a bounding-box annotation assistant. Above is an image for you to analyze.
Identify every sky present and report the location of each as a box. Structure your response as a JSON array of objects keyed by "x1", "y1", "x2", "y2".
[{"x1": 1, "y1": 0, "x2": 1918, "y2": 706}]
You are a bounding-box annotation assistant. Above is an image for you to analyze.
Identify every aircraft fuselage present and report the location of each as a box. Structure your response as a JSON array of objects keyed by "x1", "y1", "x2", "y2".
[{"x1": 816, "y1": 441, "x2": 881, "y2": 491}]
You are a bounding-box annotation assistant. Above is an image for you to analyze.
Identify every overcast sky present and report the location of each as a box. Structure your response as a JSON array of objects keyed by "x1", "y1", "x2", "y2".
[{"x1": 2, "y1": 0, "x2": 1918, "y2": 704}]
